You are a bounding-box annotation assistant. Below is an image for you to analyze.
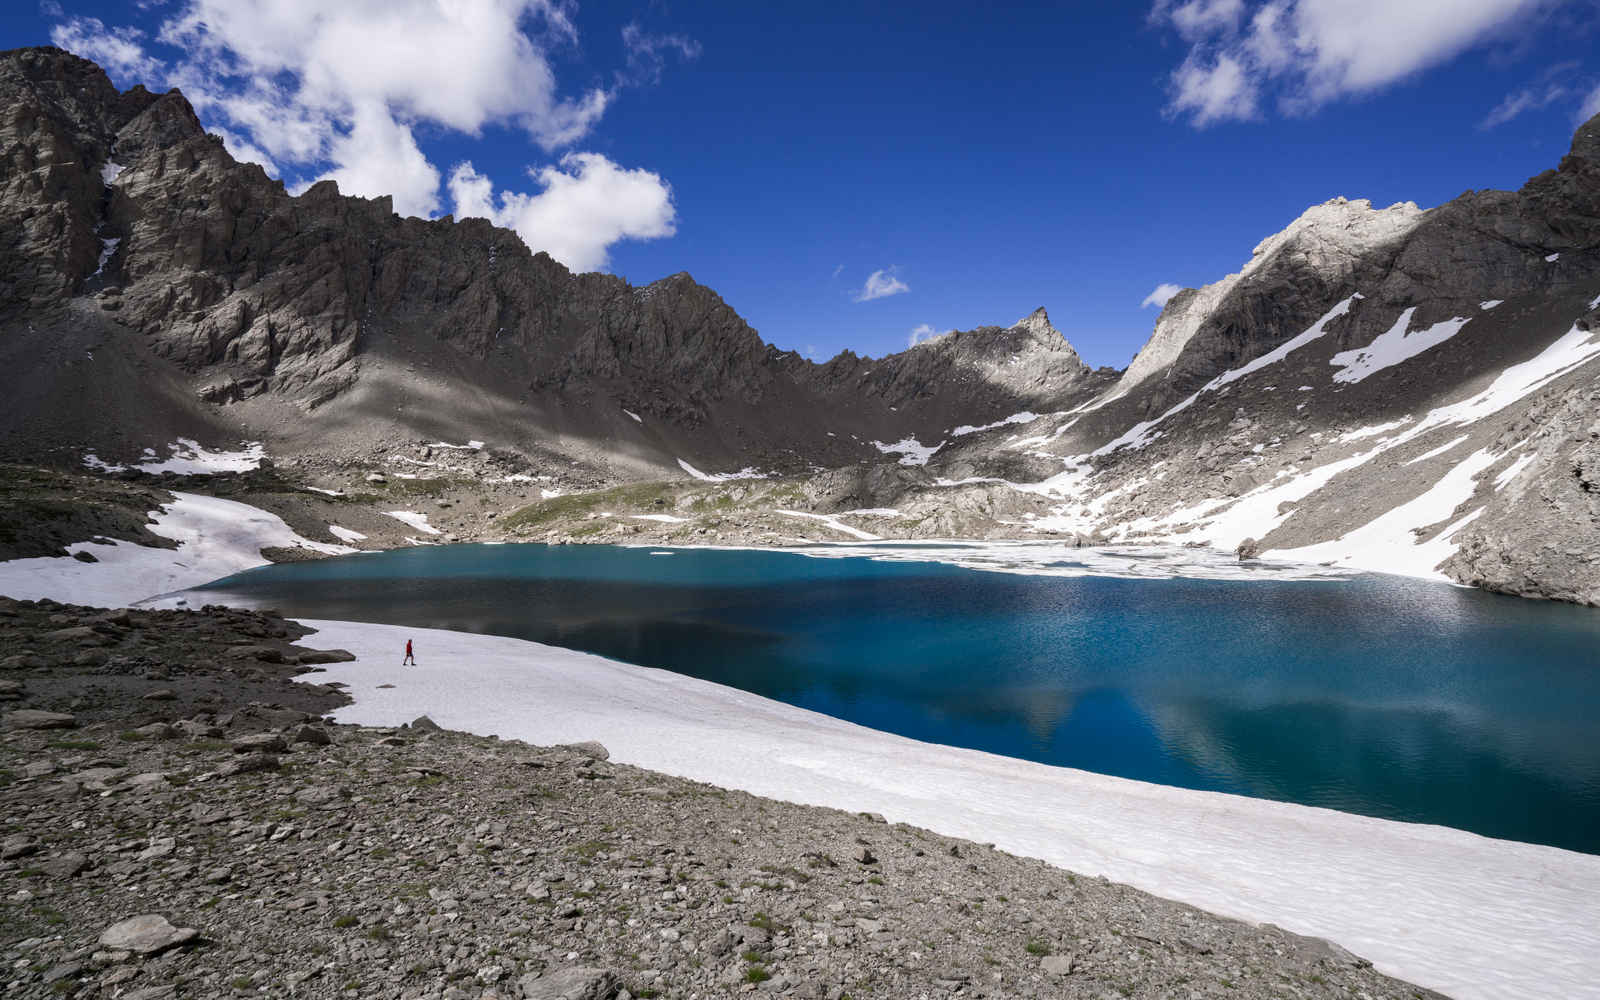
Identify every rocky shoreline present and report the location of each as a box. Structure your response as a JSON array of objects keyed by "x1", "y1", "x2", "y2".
[{"x1": 0, "y1": 595, "x2": 1447, "y2": 1000}]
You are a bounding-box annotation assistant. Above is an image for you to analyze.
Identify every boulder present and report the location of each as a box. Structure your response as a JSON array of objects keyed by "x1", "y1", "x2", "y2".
[
  {"x1": 231, "y1": 733, "x2": 286, "y2": 754},
  {"x1": 410, "y1": 714, "x2": 442, "y2": 731},
  {"x1": 47, "y1": 626, "x2": 110, "y2": 645},
  {"x1": 290, "y1": 724, "x2": 331, "y2": 745},
  {"x1": 1, "y1": 834, "x2": 37, "y2": 859},
  {"x1": 293, "y1": 784, "x2": 347, "y2": 807},
  {"x1": 520, "y1": 966, "x2": 617, "y2": 1000},
  {"x1": 215, "y1": 755, "x2": 280, "y2": 778},
  {"x1": 296, "y1": 649, "x2": 356, "y2": 664},
  {"x1": 225, "y1": 646, "x2": 284, "y2": 663},
  {"x1": 250, "y1": 707, "x2": 313, "y2": 728},
  {"x1": 1040, "y1": 953, "x2": 1075, "y2": 975},
  {"x1": 98, "y1": 914, "x2": 199, "y2": 955},
  {"x1": 3, "y1": 710, "x2": 76, "y2": 729},
  {"x1": 565, "y1": 740, "x2": 609, "y2": 761}
]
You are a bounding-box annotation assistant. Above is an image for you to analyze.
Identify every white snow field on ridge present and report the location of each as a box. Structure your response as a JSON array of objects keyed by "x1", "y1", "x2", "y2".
[{"x1": 302, "y1": 621, "x2": 1600, "y2": 1000}]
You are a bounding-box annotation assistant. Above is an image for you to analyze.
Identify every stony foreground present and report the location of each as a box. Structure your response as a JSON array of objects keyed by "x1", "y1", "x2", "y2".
[{"x1": 0, "y1": 633, "x2": 1446, "y2": 1000}]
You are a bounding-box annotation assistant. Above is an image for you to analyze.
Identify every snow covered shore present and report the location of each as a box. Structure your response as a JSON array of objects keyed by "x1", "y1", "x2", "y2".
[
  {"x1": 2, "y1": 496, "x2": 1598, "y2": 1000},
  {"x1": 302, "y1": 621, "x2": 1598, "y2": 1000},
  {"x1": 0, "y1": 491, "x2": 351, "y2": 608}
]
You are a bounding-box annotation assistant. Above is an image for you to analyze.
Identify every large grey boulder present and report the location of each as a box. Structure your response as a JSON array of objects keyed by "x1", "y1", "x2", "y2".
[
  {"x1": 98, "y1": 914, "x2": 198, "y2": 954},
  {"x1": 3, "y1": 710, "x2": 76, "y2": 729},
  {"x1": 520, "y1": 965, "x2": 617, "y2": 1000},
  {"x1": 565, "y1": 740, "x2": 609, "y2": 761},
  {"x1": 1040, "y1": 952, "x2": 1075, "y2": 974}
]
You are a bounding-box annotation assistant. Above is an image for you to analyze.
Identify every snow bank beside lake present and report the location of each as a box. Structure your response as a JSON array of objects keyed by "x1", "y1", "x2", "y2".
[
  {"x1": 0, "y1": 493, "x2": 352, "y2": 609},
  {"x1": 307, "y1": 620, "x2": 1600, "y2": 1000}
]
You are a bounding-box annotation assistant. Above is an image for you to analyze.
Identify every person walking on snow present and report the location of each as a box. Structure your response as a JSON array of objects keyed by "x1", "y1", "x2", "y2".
[{"x1": 403, "y1": 639, "x2": 416, "y2": 665}]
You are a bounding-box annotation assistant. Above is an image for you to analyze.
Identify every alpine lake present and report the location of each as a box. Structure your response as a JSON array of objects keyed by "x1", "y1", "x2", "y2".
[{"x1": 186, "y1": 542, "x2": 1600, "y2": 856}]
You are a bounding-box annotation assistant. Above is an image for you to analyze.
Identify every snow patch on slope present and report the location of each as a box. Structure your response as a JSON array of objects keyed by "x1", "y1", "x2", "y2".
[
  {"x1": 383, "y1": 511, "x2": 441, "y2": 535},
  {"x1": 1092, "y1": 296, "x2": 1362, "y2": 458},
  {"x1": 1274, "y1": 449, "x2": 1498, "y2": 578},
  {"x1": 678, "y1": 460, "x2": 770, "y2": 482},
  {"x1": 871, "y1": 437, "x2": 945, "y2": 466},
  {"x1": 0, "y1": 493, "x2": 353, "y2": 608},
  {"x1": 84, "y1": 439, "x2": 265, "y2": 476},
  {"x1": 949, "y1": 412, "x2": 1040, "y2": 437},
  {"x1": 775, "y1": 510, "x2": 883, "y2": 541},
  {"x1": 1330, "y1": 308, "x2": 1469, "y2": 383}
]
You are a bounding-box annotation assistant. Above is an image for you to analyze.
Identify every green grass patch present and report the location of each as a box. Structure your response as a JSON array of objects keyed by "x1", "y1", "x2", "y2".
[
  {"x1": 758, "y1": 864, "x2": 811, "y2": 884},
  {"x1": 116, "y1": 731, "x2": 147, "y2": 742},
  {"x1": 1025, "y1": 939, "x2": 1050, "y2": 956},
  {"x1": 184, "y1": 741, "x2": 231, "y2": 752},
  {"x1": 46, "y1": 740, "x2": 101, "y2": 750},
  {"x1": 502, "y1": 482, "x2": 680, "y2": 530},
  {"x1": 744, "y1": 966, "x2": 771, "y2": 983},
  {"x1": 333, "y1": 915, "x2": 359, "y2": 928}
]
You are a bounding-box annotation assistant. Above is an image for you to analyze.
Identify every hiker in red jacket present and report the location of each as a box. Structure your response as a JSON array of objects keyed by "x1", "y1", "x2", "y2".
[{"x1": 403, "y1": 639, "x2": 416, "y2": 665}]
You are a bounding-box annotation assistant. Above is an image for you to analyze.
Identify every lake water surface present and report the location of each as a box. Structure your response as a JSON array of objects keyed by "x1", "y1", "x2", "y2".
[{"x1": 190, "y1": 543, "x2": 1600, "y2": 854}]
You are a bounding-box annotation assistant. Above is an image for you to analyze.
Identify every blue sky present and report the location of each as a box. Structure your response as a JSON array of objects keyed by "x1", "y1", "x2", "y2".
[{"x1": 8, "y1": 1, "x2": 1600, "y2": 368}]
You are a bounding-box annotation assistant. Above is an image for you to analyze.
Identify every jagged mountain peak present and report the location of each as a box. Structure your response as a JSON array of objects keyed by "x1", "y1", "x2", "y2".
[{"x1": 1011, "y1": 306, "x2": 1053, "y2": 336}]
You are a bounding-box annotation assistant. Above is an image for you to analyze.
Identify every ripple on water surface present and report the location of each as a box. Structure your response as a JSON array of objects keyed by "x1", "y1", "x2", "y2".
[{"x1": 188, "y1": 542, "x2": 1600, "y2": 855}]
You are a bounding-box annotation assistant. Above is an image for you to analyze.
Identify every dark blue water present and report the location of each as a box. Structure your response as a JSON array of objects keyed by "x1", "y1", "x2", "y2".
[{"x1": 192, "y1": 544, "x2": 1600, "y2": 854}]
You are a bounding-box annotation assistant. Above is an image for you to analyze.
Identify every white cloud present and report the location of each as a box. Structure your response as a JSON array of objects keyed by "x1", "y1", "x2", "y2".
[
  {"x1": 1480, "y1": 62, "x2": 1581, "y2": 128},
  {"x1": 908, "y1": 323, "x2": 949, "y2": 347},
  {"x1": 51, "y1": 17, "x2": 164, "y2": 82},
  {"x1": 1142, "y1": 283, "x2": 1184, "y2": 309},
  {"x1": 160, "y1": 0, "x2": 608, "y2": 149},
  {"x1": 209, "y1": 127, "x2": 280, "y2": 178},
  {"x1": 853, "y1": 269, "x2": 910, "y2": 302},
  {"x1": 314, "y1": 103, "x2": 443, "y2": 216},
  {"x1": 620, "y1": 23, "x2": 702, "y2": 88},
  {"x1": 1578, "y1": 82, "x2": 1600, "y2": 122},
  {"x1": 448, "y1": 155, "x2": 676, "y2": 273},
  {"x1": 1153, "y1": 0, "x2": 1563, "y2": 126}
]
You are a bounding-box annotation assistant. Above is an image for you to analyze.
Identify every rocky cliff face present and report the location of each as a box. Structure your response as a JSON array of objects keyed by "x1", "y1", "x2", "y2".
[
  {"x1": 3, "y1": 46, "x2": 1598, "y2": 607},
  {"x1": 1, "y1": 47, "x2": 1098, "y2": 486}
]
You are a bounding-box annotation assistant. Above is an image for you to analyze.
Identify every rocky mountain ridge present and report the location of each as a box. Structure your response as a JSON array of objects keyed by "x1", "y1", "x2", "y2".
[{"x1": 2, "y1": 46, "x2": 1599, "y2": 606}]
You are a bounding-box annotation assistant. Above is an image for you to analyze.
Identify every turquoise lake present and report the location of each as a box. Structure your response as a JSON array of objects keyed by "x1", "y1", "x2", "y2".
[{"x1": 190, "y1": 543, "x2": 1600, "y2": 855}]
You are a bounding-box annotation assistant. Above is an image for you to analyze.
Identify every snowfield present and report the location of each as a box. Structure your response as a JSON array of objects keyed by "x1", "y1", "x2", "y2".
[
  {"x1": 2, "y1": 498, "x2": 1598, "y2": 1000},
  {"x1": 0, "y1": 492, "x2": 351, "y2": 608}
]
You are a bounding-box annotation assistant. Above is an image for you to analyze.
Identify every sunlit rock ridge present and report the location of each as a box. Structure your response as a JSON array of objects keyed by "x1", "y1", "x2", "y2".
[{"x1": 3, "y1": 46, "x2": 1599, "y2": 607}]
